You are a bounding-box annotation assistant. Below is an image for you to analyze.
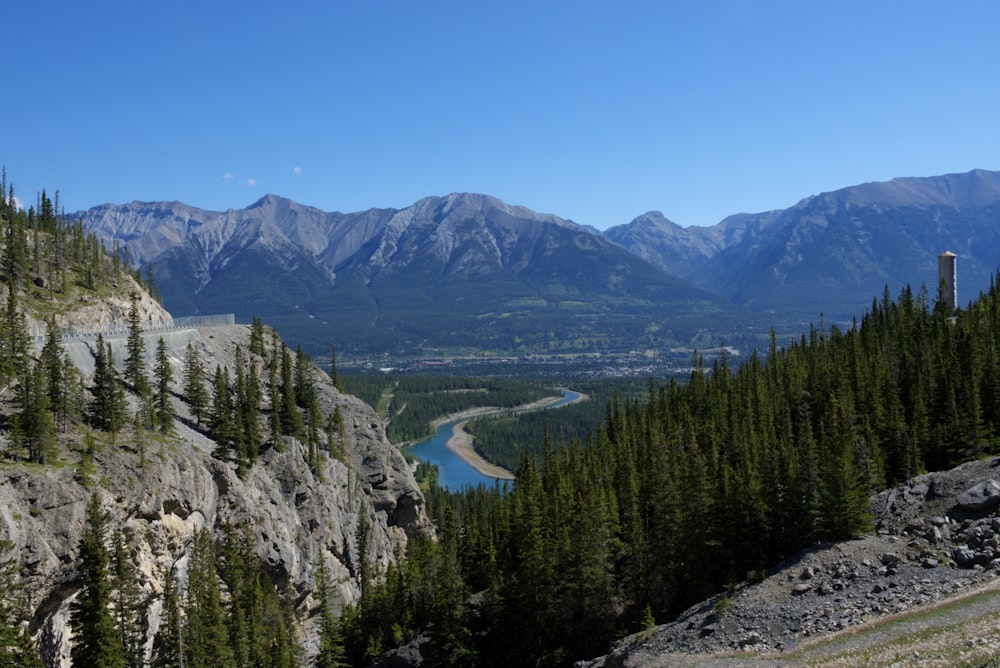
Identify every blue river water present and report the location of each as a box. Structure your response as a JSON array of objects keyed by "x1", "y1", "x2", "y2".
[{"x1": 406, "y1": 389, "x2": 582, "y2": 491}]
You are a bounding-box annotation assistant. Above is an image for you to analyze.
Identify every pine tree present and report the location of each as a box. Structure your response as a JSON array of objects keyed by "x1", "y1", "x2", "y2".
[
  {"x1": 151, "y1": 568, "x2": 183, "y2": 668},
  {"x1": 153, "y1": 336, "x2": 174, "y2": 434},
  {"x1": 314, "y1": 554, "x2": 347, "y2": 668},
  {"x1": 111, "y1": 531, "x2": 145, "y2": 668},
  {"x1": 184, "y1": 342, "x2": 209, "y2": 426},
  {"x1": 280, "y1": 347, "x2": 304, "y2": 438},
  {"x1": 329, "y1": 345, "x2": 343, "y2": 392},
  {"x1": 184, "y1": 529, "x2": 235, "y2": 668},
  {"x1": 210, "y1": 366, "x2": 234, "y2": 459},
  {"x1": 125, "y1": 292, "x2": 148, "y2": 394},
  {"x1": 0, "y1": 286, "x2": 30, "y2": 385},
  {"x1": 12, "y1": 363, "x2": 56, "y2": 464},
  {"x1": 0, "y1": 540, "x2": 43, "y2": 668},
  {"x1": 89, "y1": 335, "x2": 128, "y2": 437},
  {"x1": 40, "y1": 316, "x2": 72, "y2": 431},
  {"x1": 1, "y1": 190, "x2": 27, "y2": 287},
  {"x1": 70, "y1": 493, "x2": 126, "y2": 668},
  {"x1": 268, "y1": 330, "x2": 283, "y2": 444},
  {"x1": 249, "y1": 316, "x2": 265, "y2": 357}
]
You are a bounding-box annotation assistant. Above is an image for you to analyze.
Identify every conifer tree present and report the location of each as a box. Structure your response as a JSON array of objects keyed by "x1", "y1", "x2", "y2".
[
  {"x1": 314, "y1": 554, "x2": 347, "y2": 668},
  {"x1": 111, "y1": 531, "x2": 145, "y2": 668},
  {"x1": 184, "y1": 342, "x2": 209, "y2": 426},
  {"x1": 210, "y1": 365, "x2": 234, "y2": 459},
  {"x1": 124, "y1": 292, "x2": 148, "y2": 394},
  {"x1": 184, "y1": 529, "x2": 235, "y2": 668},
  {"x1": 280, "y1": 347, "x2": 304, "y2": 438},
  {"x1": 70, "y1": 493, "x2": 126, "y2": 668},
  {"x1": 0, "y1": 286, "x2": 30, "y2": 385},
  {"x1": 233, "y1": 347, "x2": 263, "y2": 470},
  {"x1": 268, "y1": 330, "x2": 283, "y2": 443},
  {"x1": 329, "y1": 345, "x2": 343, "y2": 392},
  {"x1": 153, "y1": 336, "x2": 174, "y2": 435},
  {"x1": 249, "y1": 316, "x2": 265, "y2": 357},
  {"x1": 40, "y1": 316, "x2": 72, "y2": 431},
  {"x1": 0, "y1": 541, "x2": 43, "y2": 668},
  {"x1": 12, "y1": 363, "x2": 56, "y2": 464},
  {"x1": 1, "y1": 191, "x2": 27, "y2": 287},
  {"x1": 151, "y1": 568, "x2": 183, "y2": 668},
  {"x1": 89, "y1": 335, "x2": 128, "y2": 436}
]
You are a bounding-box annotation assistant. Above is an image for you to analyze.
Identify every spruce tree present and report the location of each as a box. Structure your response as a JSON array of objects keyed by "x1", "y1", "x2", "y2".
[
  {"x1": 12, "y1": 363, "x2": 56, "y2": 464},
  {"x1": 40, "y1": 316, "x2": 71, "y2": 431},
  {"x1": 151, "y1": 568, "x2": 183, "y2": 668},
  {"x1": 153, "y1": 336, "x2": 174, "y2": 435},
  {"x1": 111, "y1": 531, "x2": 145, "y2": 668},
  {"x1": 0, "y1": 541, "x2": 43, "y2": 668},
  {"x1": 184, "y1": 342, "x2": 209, "y2": 426},
  {"x1": 70, "y1": 493, "x2": 126, "y2": 668},
  {"x1": 125, "y1": 293, "x2": 148, "y2": 392},
  {"x1": 249, "y1": 316, "x2": 265, "y2": 357},
  {"x1": 329, "y1": 345, "x2": 343, "y2": 392},
  {"x1": 0, "y1": 286, "x2": 30, "y2": 385},
  {"x1": 314, "y1": 554, "x2": 347, "y2": 668},
  {"x1": 89, "y1": 335, "x2": 128, "y2": 437},
  {"x1": 210, "y1": 366, "x2": 234, "y2": 460},
  {"x1": 280, "y1": 347, "x2": 304, "y2": 438},
  {"x1": 184, "y1": 529, "x2": 235, "y2": 668}
]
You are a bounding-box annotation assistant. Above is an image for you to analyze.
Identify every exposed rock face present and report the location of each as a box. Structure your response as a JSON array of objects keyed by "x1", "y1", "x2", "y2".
[{"x1": 0, "y1": 322, "x2": 430, "y2": 667}]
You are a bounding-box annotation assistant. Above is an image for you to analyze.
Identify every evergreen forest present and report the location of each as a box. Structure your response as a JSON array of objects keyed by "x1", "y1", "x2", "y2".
[
  {"x1": 4, "y1": 166, "x2": 1000, "y2": 666},
  {"x1": 344, "y1": 279, "x2": 1000, "y2": 666}
]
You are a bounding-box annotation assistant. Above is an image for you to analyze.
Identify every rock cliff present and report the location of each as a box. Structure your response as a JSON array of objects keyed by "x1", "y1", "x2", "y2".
[{"x1": 1, "y1": 303, "x2": 430, "y2": 666}]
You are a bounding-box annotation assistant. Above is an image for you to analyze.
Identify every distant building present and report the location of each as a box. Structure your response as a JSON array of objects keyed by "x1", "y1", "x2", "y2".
[{"x1": 938, "y1": 251, "x2": 957, "y2": 312}]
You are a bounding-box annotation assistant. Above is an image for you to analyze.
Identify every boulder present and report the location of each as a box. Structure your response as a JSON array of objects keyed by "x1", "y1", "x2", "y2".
[{"x1": 956, "y1": 480, "x2": 1000, "y2": 512}]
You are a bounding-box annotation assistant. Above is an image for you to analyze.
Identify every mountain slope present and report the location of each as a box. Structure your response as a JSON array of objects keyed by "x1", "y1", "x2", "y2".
[
  {"x1": 77, "y1": 193, "x2": 737, "y2": 358},
  {"x1": 606, "y1": 169, "x2": 1000, "y2": 320}
]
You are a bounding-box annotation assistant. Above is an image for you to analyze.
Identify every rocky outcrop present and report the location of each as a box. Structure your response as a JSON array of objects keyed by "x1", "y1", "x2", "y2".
[
  {"x1": 580, "y1": 457, "x2": 1000, "y2": 667},
  {"x1": 0, "y1": 322, "x2": 430, "y2": 667}
]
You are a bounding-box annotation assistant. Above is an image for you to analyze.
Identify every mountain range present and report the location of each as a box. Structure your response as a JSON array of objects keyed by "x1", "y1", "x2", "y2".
[{"x1": 75, "y1": 169, "x2": 1000, "y2": 358}]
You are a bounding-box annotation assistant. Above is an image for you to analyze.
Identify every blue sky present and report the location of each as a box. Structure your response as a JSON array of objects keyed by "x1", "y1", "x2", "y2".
[{"x1": 5, "y1": 1, "x2": 999, "y2": 229}]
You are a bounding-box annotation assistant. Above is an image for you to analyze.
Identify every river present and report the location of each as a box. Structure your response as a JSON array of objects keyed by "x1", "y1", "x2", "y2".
[{"x1": 406, "y1": 388, "x2": 582, "y2": 491}]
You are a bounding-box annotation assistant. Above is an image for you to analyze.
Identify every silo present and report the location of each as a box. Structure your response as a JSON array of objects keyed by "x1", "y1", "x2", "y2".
[{"x1": 938, "y1": 251, "x2": 957, "y2": 312}]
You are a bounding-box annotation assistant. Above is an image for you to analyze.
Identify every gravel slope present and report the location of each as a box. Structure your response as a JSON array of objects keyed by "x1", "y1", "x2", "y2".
[{"x1": 581, "y1": 457, "x2": 1000, "y2": 667}]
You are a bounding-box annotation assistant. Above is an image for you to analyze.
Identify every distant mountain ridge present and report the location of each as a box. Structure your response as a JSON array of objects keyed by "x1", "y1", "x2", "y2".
[
  {"x1": 606, "y1": 169, "x2": 1000, "y2": 318},
  {"x1": 77, "y1": 192, "x2": 734, "y2": 357},
  {"x1": 75, "y1": 169, "x2": 1000, "y2": 357}
]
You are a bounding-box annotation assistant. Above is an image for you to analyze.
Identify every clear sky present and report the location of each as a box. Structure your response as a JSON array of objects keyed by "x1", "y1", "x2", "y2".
[{"x1": 5, "y1": 1, "x2": 999, "y2": 230}]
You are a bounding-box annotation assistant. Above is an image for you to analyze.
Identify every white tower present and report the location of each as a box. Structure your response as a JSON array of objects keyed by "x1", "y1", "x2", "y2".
[{"x1": 938, "y1": 251, "x2": 957, "y2": 312}]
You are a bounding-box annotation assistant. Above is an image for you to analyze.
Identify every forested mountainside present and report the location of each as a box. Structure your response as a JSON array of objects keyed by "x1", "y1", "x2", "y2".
[
  {"x1": 9, "y1": 166, "x2": 1000, "y2": 666},
  {"x1": 0, "y1": 173, "x2": 430, "y2": 667},
  {"x1": 72, "y1": 192, "x2": 748, "y2": 359},
  {"x1": 75, "y1": 169, "x2": 1000, "y2": 359},
  {"x1": 344, "y1": 280, "x2": 1000, "y2": 666},
  {"x1": 607, "y1": 169, "x2": 1000, "y2": 320}
]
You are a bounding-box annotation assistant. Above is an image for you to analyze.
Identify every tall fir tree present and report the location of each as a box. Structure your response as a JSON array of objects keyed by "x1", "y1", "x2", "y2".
[
  {"x1": 70, "y1": 493, "x2": 126, "y2": 668},
  {"x1": 124, "y1": 292, "x2": 148, "y2": 394},
  {"x1": 151, "y1": 568, "x2": 183, "y2": 668},
  {"x1": 184, "y1": 529, "x2": 235, "y2": 668},
  {"x1": 184, "y1": 342, "x2": 209, "y2": 426},
  {"x1": 153, "y1": 336, "x2": 174, "y2": 435}
]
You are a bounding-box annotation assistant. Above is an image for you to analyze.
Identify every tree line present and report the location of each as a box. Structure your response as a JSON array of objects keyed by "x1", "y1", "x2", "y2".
[
  {"x1": 340, "y1": 374, "x2": 555, "y2": 443},
  {"x1": 0, "y1": 171, "x2": 355, "y2": 665},
  {"x1": 347, "y1": 277, "x2": 1000, "y2": 666}
]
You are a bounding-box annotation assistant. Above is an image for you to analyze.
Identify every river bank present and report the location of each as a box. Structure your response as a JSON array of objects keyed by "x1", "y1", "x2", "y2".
[{"x1": 423, "y1": 389, "x2": 589, "y2": 481}]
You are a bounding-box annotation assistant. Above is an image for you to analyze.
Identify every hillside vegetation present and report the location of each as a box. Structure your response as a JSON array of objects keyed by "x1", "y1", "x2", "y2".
[
  {"x1": 347, "y1": 278, "x2": 1000, "y2": 666},
  {"x1": 0, "y1": 172, "x2": 428, "y2": 667}
]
